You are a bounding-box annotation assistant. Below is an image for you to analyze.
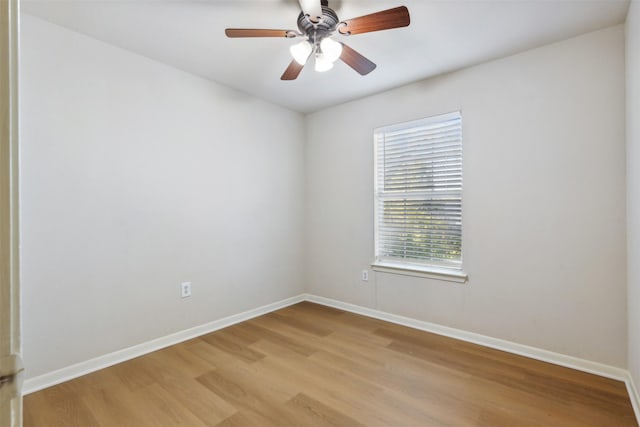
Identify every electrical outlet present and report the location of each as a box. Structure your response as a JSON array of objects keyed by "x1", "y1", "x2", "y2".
[
  {"x1": 361, "y1": 270, "x2": 369, "y2": 281},
  {"x1": 181, "y1": 282, "x2": 192, "y2": 298}
]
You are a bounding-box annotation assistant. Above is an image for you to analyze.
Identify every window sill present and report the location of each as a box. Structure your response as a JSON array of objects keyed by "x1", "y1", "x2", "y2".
[{"x1": 371, "y1": 262, "x2": 468, "y2": 283}]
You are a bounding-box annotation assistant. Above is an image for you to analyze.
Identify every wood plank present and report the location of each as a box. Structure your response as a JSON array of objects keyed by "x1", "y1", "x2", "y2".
[
  {"x1": 265, "y1": 311, "x2": 333, "y2": 337},
  {"x1": 196, "y1": 369, "x2": 299, "y2": 426},
  {"x1": 155, "y1": 375, "x2": 237, "y2": 426},
  {"x1": 284, "y1": 393, "x2": 367, "y2": 427},
  {"x1": 200, "y1": 330, "x2": 266, "y2": 363},
  {"x1": 23, "y1": 390, "x2": 99, "y2": 427},
  {"x1": 241, "y1": 321, "x2": 319, "y2": 357}
]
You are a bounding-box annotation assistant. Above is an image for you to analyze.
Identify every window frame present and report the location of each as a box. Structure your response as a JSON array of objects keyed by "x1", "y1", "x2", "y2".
[{"x1": 371, "y1": 111, "x2": 467, "y2": 283}]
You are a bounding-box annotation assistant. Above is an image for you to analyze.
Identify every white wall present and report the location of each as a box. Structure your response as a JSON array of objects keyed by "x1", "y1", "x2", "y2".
[
  {"x1": 20, "y1": 15, "x2": 305, "y2": 379},
  {"x1": 627, "y1": 0, "x2": 640, "y2": 391},
  {"x1": 306, "y1": 26, "x2": 627, "y2": 367}
]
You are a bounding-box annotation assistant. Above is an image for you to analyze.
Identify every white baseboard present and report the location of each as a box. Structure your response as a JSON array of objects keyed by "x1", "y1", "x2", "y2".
[
  {"x1": 304, "y1": 294, "x2": 630, "y2": 382},
  {"x1": 22, "y1": 290, "x2": 640, "y2": 425},
  {"x1": 626, "y1": 373, "x2": 640, "y2": 423},
  {"x1": 22, "y1": 294, "x2": 306, "y2": 395}
]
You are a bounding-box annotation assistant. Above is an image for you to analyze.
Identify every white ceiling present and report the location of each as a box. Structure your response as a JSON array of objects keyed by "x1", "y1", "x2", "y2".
[{"x1": 22, "y1": 0, "x2": 630, "y2": 113}]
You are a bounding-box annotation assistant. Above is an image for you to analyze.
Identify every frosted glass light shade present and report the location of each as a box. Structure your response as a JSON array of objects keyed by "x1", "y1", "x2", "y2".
[
  {"x1": 290, "y1": 41, "x2": 312, "y2": 65},
  {"x1": 320, "y1": 38, "x2": 342, "y2": 63},
  {"x1": 314, "y1": 54, "x2": 334, "y2": 72}
]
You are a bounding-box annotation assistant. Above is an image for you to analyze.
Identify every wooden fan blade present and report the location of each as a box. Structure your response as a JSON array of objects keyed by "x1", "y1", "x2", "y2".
[
  {"x1": 225, "y1": 28, "x2": 294, "y2": 38},
  {"x1": 281, "y1": 60, "x2": 305, "y2": 80},
  {"x1": 340, "y1": 43, "x2": 376, "y2": 75},
  {"x1": 338, "y1": 6, "x2": 410, "y2": 36},
  {"x1": 298, "y1": 0, "x2": 323, "y2": 23}
]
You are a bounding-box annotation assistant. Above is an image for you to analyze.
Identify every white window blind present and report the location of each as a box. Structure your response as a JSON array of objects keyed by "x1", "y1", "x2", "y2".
[{"x1": 374, "y1": 112, "x2": 462, "y2": 270}]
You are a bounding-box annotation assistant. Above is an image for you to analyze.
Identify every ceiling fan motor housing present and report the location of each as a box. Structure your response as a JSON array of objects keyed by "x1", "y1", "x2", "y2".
[{"x1": 297, "y1": 4, "x2": 340, "y2": 42}]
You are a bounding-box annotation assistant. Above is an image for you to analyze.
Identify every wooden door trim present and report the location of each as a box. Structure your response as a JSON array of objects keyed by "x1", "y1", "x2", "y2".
[{"x1": 0, "y1": 0, "x2": 22, "y2": 425}]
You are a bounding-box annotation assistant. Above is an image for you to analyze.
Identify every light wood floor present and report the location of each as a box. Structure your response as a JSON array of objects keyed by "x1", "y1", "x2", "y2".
[{"x1": 24, "y1": 302, "x2": 638, "y2": 426}]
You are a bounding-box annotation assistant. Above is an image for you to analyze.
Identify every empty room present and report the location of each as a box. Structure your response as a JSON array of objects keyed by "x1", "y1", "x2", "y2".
[{"x1": 1, "y1": 0, "x2": 640, "y2": 425}]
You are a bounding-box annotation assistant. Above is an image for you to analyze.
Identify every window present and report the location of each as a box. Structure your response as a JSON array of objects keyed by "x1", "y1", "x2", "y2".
[{"x1": 373, "y1": 112, "x2": 466, "y2": 282}]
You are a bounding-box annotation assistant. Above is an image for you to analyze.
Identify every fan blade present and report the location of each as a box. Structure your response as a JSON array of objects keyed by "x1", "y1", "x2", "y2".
[
  {"x1": 338, "y1": 6, "x2": 410, "y2": 36},
  {"x1": 340, "y1": 43, "x2": 376, "y2": 75},
  {"x1": 281, "y1": 60, "x2": 305, "y2": 80},
  {"x1": 299, "y1": 0, "x2": 323, "y2": 23},
  {"x1": 225, "y1": 28, "x2": 294, "y2": 38},
  {"x1": 282, "y1": 49, "x2": 312, "y2": 80}
]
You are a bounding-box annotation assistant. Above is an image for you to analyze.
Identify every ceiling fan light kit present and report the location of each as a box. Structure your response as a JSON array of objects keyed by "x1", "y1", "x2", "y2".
[
  {"x1": 314, "y1": 54, "x2": 334, "y2": 72},
  {"x1": 225, "y1": 0, "x2": 410, "y2": 80},
  {"x1": 320, "y1": 38, "x2": 342, "y2": 63},
  {"x1": 290, "y1": 41, "x2": 313, "y2": 65}
]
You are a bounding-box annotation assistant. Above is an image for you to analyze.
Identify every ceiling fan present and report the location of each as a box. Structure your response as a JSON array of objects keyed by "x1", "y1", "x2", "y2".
[{"x1": 225, "y1": 0, "x2": 410, "y2": 80}]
